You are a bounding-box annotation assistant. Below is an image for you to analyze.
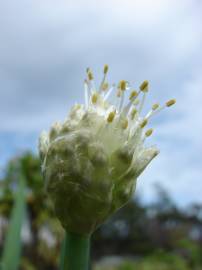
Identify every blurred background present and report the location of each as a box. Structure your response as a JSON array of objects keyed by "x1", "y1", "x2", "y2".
[{"x1": 0, "y1": 0, "x2": 202, "y2": 269}]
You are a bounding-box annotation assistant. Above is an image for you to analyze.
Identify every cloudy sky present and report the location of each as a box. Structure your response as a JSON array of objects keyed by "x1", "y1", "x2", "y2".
[{"x1": 0, "y1": 0, "x2": 201, "y2": 205}]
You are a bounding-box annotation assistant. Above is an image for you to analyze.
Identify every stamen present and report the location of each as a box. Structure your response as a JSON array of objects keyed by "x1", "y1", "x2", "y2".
[
  {"x1": 119, "y1": 90, "x2": 125, "y2": 112},
  {"x1": 145, "y1": 103, "x2": 159, "y2": 119},
  {"x1": 86, "y1": 68, "x2": 96, "y2": 93},
  {"x1": 103, "y1": 64, "x2": 109, "y2": 74},
  {"x1": 138, "y1": 92, "x2": 146, "y2": 113},
  {"x1": 82, "y1": 69, "x2": 175, "y2": 146},
  {"x1": 129, "y1": 90, "x2": 138, "y2": 100},
  {"x1": 107, "y1": 111, "x2": 116, "y2": 123},
  {"x1": 87, "y1": 69, "x2": 94, "y2": 81},
  {"x1": 91, "y1": 92, "x2": 98, "y2": 104},
  {"x1": 121, "y1": 119, "x2": 128, "y2": 129},
  {"x1": 140, "y1": 119, "x2": 148, "y2": 128},
  {"x1": 145, "y1": 128, "x2": 153, "y2": 137},
  {"x1": 145, "y1": 99, "x2": 176, "y2": 120},
  {"x1": 140, "y1": 80, "x2": 149, "y2": 92},
  {"x1": 84, "y1": 80, "x2": 90, "y2": 108},
  {"x1": 138, "y1": 81, "x2": 149, "y2": 113},
  {"x1": 152, "y1": 103, "x2": 160, "y2": 110},
  {"x1": 122, "y1": 90, "x2": 140, "y2": 116},
  {"x1": 166, "y1": 99, "x2": 176, "y2": 107},
  {"x1": 103, "y1": 84, "x2": 115, "y2": 101},
  {"x1": 119, "y1": 80, "x2": 127, "y2": 91},
  {"x1": 99, "y1": 65, "x2": 109, "y2": 93},
  {"x1": 131, "y1": 108, "x2": 137, "y2": 120}
]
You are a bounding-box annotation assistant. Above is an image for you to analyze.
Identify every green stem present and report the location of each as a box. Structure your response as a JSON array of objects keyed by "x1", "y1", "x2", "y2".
[{"x1": 60, "y1": 231, "x2": 90, "y2": 270}]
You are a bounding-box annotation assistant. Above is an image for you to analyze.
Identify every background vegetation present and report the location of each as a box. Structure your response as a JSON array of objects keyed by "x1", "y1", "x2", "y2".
[{"x1": 0, "y1": 152, "x2": 202, "y2": 269}]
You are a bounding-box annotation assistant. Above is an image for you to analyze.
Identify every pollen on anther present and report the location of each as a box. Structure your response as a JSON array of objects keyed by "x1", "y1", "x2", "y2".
[
  {"x1": 107, "y1": 111, "x2": 116, "y2": 123},
  {"x1": 131, "y1": 108, "x2": 137, "y2": 119},
  {"x1": 121, "y1": 119, "x2": 128, "y2": 129},
  {"x1": 129, "y1": 90, "x2": 138, "y2": 100},
  {"x1": 140, "y1": 119, "x2": 148, "y2": 128},
  {"x1": 91, "y1": 93, "x2": 98, "y2": 104},
  {"x1": 140, "y1": 80, "x2": 149, "y2": 92},
  {"x1": 87, "y1": 69, "x2": 94, "y2": 81},
  {"x1": 152, "y1": 103, "x2": 159, "y2": 110},
  {"x1": 103, "y1": 64, "x2": 109, "y2": 74},
  {"x1": 166, "y1": 99, "x2": 176, "y2": 107},
  {"x1": 145, "y1": 128, "x2": 153, "y2": 137},
  {"x1": 120, "y1": 80, "x2": 127, "y2": 91}
]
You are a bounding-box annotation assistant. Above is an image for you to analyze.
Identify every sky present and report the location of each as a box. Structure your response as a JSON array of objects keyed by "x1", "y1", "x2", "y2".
[{"x1": 0, "y1": 0, "x2": 202, "y2": 206}]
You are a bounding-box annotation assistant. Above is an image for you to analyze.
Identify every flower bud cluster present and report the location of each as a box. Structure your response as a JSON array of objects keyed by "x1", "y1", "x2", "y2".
[{"x1": 39, "y1": 66, "x2": 175, "y2": 235}]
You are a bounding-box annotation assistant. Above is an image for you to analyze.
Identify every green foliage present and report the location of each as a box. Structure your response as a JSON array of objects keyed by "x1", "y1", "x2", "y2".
[
  {"x1": 0, "y1": 152, "x2": 62, "y2": 270},
  {"x1": 0, "y1": 152, "x2": 202, "y2": 269},
  {"x1": 134, "y1": 251, "x2": 190, "y2": 270},
  {"x1": 1, "y1": 175, "x2": 26, "y2": 270},
  {"x1": 3, "y1": 152, "x2": 42, "y2": 193},
  {"x1": 177, "y1": 239, "x2": 202, "y2": 267},
  {"x1": 95, "y1": 252, "x2": 192, "y2": 270}
]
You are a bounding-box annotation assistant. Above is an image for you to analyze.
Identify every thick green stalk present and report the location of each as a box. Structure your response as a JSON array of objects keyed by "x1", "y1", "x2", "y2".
[{"x1": 60, "y1": 231, "x2": 90, "y2": 270}]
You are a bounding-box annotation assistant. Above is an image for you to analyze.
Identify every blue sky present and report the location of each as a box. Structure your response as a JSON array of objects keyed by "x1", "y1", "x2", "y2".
[{"x1": 0, "y1": 0, "x2": 202, "y2": 205}]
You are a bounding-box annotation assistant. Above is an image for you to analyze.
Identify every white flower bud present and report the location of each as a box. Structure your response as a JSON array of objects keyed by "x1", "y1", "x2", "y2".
[{"x1": 38, "y1": 66, "x2": 175, "y2": 235}]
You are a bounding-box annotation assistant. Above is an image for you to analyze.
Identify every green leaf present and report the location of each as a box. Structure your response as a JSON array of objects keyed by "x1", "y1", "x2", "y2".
[{"x1": 1, "y1": 176, "x2": 26, "y2": 270}]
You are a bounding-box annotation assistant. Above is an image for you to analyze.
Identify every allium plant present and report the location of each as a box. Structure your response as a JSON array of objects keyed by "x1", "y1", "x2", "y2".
[{"x1": 38, "y1": 66, "x2": 175, "y2": 270}]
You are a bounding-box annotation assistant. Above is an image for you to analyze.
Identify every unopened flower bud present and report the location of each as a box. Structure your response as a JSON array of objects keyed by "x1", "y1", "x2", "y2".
[{"x1": 38, "y1": 67, "x2": 174, "y2": 235}]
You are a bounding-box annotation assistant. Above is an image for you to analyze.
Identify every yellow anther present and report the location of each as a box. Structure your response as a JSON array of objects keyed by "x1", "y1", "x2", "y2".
[
  {"x1": 107, "y1": 111, "x2": 116, "y2": 123},
  {"x1": 152, "y1": 103, "x2": 160, "y2": 110},
  {"x1": 86, "y1": 68, "x2": 93, "y2": 80},
  {"x1": 140, "y1": 80, "x2": 149, "y2": 92},
  {"x1": 102, "y1": 82, "x2": 109, "y2": 91},
  {"x1": 131, "y1": 108, "x2": 137, "y2": 119},
  {"x1": 140, "y1": 119, "x2": 148, "y2": 128},
  {"x1": 103, "y1": 64, "x2": 109, "y2": 74},
  {"x1": 121, "y1": 119, "x2": 128, "y2": 129},
  {"x1": 91, "y1": 93, "x2": 98, "y2": 104},
  {"x1": 145, "y1": 128, "x2": 153, "y2": 137},
  {"x1": 166, "y1": 99, "x2": 176, "y2": 107},
  {"x1": 129, "y1": 90, "x2": 138, "y2": 100},
  {"x1": 88, "y1": 71, "x2": 94, "y2": 81},
  {"x1": 119, "y1": 80, "x2": 127, "y2": 91}
]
